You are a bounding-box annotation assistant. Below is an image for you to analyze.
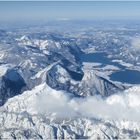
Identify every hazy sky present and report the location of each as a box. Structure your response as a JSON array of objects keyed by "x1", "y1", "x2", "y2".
[{"x1": 1, "y1": 1, "x2": 140, "y2": 21}]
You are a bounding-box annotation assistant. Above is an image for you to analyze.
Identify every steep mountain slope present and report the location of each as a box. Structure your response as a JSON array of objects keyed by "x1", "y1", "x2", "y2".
[
  {"x1": 0, "y1": 68, "x2": 26, "y2": 106},
  {"x1": 78, "y1": 70, "x2": 126, "y2": 96}
]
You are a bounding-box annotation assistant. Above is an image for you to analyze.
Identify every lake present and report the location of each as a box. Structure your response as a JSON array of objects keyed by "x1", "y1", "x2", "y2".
[
  {"x1": 110, "y1": 69, "x2": 140, "y2": 84},
  {"x1": 81, "y1": 52, "x2": 140, "y2": 84},
  {"x1": 81, "y1": 52, "x2": 124, "y2": 68}
]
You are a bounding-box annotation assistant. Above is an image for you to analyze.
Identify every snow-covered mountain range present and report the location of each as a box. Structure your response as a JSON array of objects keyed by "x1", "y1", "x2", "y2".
[{"x1": 0, "y1": 21, "x2": 140, "y2": 139}]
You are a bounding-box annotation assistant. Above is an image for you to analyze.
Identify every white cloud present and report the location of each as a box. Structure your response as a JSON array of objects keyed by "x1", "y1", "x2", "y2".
[{"x1": 35, "y1": 85, "x2": 140, "y2": 121}]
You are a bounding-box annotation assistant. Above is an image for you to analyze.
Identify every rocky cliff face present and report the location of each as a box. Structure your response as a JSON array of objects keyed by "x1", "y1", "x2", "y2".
[{"x1": 0, "y1": 68, "x2": 26, "y2": 106}]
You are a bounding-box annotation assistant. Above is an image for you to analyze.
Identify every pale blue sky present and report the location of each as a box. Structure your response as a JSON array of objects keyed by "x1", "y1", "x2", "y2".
[{"x1": 0, "y1": 1, "x2": 140, "y2": 21}]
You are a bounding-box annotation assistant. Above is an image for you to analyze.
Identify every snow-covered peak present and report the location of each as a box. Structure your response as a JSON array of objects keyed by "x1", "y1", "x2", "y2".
[{"x1": 18, "y1": 35, "x2": 33, "y2": 46}]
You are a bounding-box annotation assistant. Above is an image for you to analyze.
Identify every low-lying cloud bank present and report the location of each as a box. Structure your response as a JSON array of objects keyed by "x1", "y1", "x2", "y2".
[{"x1": 35, "y1": 85, "x2": 140, "y2": 121}]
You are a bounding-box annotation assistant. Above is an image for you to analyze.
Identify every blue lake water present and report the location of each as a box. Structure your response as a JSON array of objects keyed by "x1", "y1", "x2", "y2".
[
  {"x1": 110, "y1": 69, "x2": 140, "y2": 84},
  {"x1": 81, "y1": 52, "x2": 124, "y2": 68},
  {"x1": 81, "y1": 52, "x2": 140, "y2": 84},
  {"x1": 81, "y1": 52, "x2": 108, "y2": 63}
]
